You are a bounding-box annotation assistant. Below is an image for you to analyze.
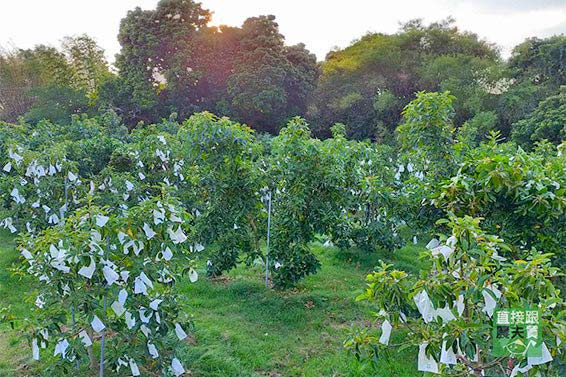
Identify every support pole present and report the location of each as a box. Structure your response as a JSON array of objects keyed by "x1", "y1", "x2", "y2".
[{"x1": 265, "y1": 191, "x2": 272, "y2": 288}]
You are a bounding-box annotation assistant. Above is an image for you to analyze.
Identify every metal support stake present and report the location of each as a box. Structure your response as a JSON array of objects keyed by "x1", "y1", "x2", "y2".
[{"x1": 265, "y1": 191, "x2": 272, "y2": 288}]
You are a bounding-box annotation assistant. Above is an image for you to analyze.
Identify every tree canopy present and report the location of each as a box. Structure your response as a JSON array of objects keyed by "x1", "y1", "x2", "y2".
[
  {"x1": 308, "y1": 18, "x2": 501, "y2": 140},
  {"x1": 0, "y1": 4, "x2": 564, "y2": 150}
]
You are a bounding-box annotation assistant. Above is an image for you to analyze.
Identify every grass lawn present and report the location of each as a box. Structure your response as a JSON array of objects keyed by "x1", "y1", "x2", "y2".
[{"x1": 0, "y1": 228, "x2": 425, "y2": 376}]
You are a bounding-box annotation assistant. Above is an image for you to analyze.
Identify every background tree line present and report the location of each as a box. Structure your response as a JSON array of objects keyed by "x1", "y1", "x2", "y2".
[{"x1": 0, "y1": 0, "x2": 564, "y2": 148}]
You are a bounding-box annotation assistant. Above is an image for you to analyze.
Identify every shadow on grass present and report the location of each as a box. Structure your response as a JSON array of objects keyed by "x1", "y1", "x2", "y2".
[{"x1": 326, "y1": 242, "x2": 428, "y2": 275}]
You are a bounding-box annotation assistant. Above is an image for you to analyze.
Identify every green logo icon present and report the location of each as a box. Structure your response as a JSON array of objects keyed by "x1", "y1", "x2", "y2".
[{"x1": 492, "y1": 308, "x2": 541, "y2": 358}]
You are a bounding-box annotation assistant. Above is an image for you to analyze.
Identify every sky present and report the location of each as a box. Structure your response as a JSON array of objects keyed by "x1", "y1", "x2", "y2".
[{"x1": 0, "y1": 0, "x2": 565, "y2": 64}]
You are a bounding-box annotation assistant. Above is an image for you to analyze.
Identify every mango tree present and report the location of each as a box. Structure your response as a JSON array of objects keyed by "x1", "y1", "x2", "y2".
[
  {"x1": 347, "y1": 215, "x2": 564, "y2": 376},
  {"x1": 177, "y1": 112, "x2": 265, "y2": 276},
  {"x1": 16, "y1": 194, "x2": 196, "y2": 376}
]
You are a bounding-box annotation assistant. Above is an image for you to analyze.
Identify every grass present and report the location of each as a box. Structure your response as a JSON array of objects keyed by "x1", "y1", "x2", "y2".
[
  {"x1": 174, "y1": 242, "x2": 427, "y2": 377},
  {"x1": 0, "y1": 229, "x2": 34, "y2": 376},
  {"x1": 0, "y1": 229, "x2": 426, "y2": 376}
]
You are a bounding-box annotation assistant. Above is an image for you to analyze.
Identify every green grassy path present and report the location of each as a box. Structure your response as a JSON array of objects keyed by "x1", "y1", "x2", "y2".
[{"x1": 175, "y1": 243, "x2": 424, "y2": 377}]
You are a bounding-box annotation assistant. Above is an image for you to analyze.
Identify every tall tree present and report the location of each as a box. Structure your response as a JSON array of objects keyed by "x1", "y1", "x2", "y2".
[
  {"x1": 26, "y1": 36, "x2": 109, "y2": 124},
  {"x1": 308, "y1": 18, "x2": 501, "y2": 140},
  {"x1": 1, "y1": 35, "x2": 110, "y2": 123},
  {"x1": 61, "y1": 34, "x2": 111, "y2": 100},
  {"x1": 0, "y1": 46, "x2": 69, "y2": 121},
  {"x1": 113, "y1": 0, "x2": 211, "y2": 124},
  {"x1": 511, "y1": 89, "x2": 566, "y2": 147},
  {"x1": 227, "y1": 15, "x2": 318, "y2": 133},
  {"x1": 282, "y1": 43, "x2": 320, "y2": 124},
  {"x1": 112, "y1": 3, "x2": 317, "y2": 130},
  {"x1": 188, "y1": 25, "x2": 243, "y2": 115},
  {"x1": 508, "y1": 35, "x2": 566, "y2": 90},
  {"x1": 496, "y1": 36, "x2": 566, "y2": 136}
]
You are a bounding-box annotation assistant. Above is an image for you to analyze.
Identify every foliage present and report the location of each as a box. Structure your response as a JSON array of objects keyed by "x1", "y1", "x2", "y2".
[
  {"x1": 0, "y1": 46, "x2": 70, "y2": 122},
  {"x1": 397, "y1": 91, "x2": 456, "y2": 177},
  {"x1": 2, "y1": 9, "x2": 564, "y2": 141},
  {"x1": 267, "y1": 118, "x2": 323, "y2": 287},
  {"x1": 496, "y1": 35, "x2": 566, "y2": 137},
  {"x1": 433, "y1": 139, "x2": 566, "y2": 259},
  {"x1": 24, "y1": 84, "x2": 92, "y2": 125},
  {"x1": 227, "y1": 16, "x2": 319, "y2": 133},
  {"x1": 60, "y1": 35, "x2": 111, "y2": 100},
  {"x1": 458, "y1": 111, "x2": 499, "y2": 146},
  {"x1": 0, "y1": 36, "x2": 110, "y2": 124},
  {"x1": 327, "y1": 134, "x2": 404, "y2": 252},
  {"x1": 260, "y1": 118, "x2": 404, "y2": 287},
  {"x1": 112, "y1": 1, "x2": 318, "y2": 130},
  {"x1": 267, "y1": 118, "x2": 393, "y2": 287},
  {"x1": 17, "y1": 196, "x2": 195, "y2": 375},
  {"x1": 511, "y1": 90, "x2": 566, "y2": 148},
  {"x1": 177, "y1": 112, "x2": 264, "y2": 276},
  {"x1": 348, "y1": 215, "x2": 564, "y2": 376},
  {"x1": 114, "y1": 0, "x2": 211, "y2": 124},
  {"x1": 308, "y1": 18, "x2": 501, "y2": 140},
  {"x1": 495, "y1": 80, "x2": 542, "y2": 137},
  {"x1": 508, "y1": 36, "x2": 566, "y2": 92},
  {"x1": 0, "y1": 143, "x2": 83, "y2": 232}
]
